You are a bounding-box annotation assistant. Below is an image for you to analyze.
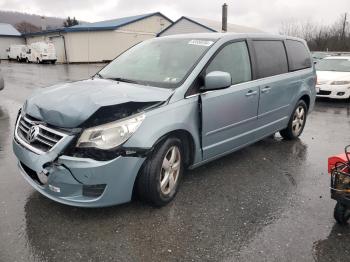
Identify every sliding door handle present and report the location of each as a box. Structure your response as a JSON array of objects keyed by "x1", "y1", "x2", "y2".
[{"x1": 261, "y1": 86, "x2": 271, "y2": 93}]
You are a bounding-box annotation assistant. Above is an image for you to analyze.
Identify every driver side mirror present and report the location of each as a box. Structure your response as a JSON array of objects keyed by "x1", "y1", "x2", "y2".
[{"x1": 203, "y1": 71, "x2": 231, "y2": 91}]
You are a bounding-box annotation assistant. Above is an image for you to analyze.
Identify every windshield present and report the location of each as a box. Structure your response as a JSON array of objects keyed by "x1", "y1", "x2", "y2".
[
  {"x1": 98, "y1": 38, "x2": 215, "y2": 88},
  {"x1": 316, "y1": 58, "x2": 350, "y2": 72}
]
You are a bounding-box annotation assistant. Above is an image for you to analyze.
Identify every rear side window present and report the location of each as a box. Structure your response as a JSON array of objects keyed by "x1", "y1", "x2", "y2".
[
  {"x1": 206, "y1": 41, "x2": 251, "y2": 85},
  {"x1": 285, "y1": 40, "x2": 312, "y2": 71},
  {"x1": 253, "y1": 41, "x2": 288, "y2": 78}
]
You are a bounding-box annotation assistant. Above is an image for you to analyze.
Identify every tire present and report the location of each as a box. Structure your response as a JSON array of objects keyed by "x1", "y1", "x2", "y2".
[
  {"x1": 136, "y1": 137, "x2": 184, "y2": 207},
  {"x1": 334, "y1": 202, "x2": 350, "y2": 225},
  {"x1": 16, "y1": 56, "x2": 20, "y2": 62},
  {"x1": 280, "y1": 100, "x2": 308, "y2": 140},
  {"x1": 51, "y1": 60, "x2": 56, "y2": 64},
  {"x1": 36, "y1": 58, "x2": 40, "y2": 64},
  {"x1": 26, "y1": 58, "x2": 29, "y2": 63}
]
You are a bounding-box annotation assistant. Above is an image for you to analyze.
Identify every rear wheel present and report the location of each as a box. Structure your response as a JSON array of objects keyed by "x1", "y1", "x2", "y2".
[
  {"x1": 136, "y1": 137, "x2": 184, "y2": 207},
  {"x1": 334, "y1": 202, "x2": 350, "y2": 225},
  {"x1": 280, "y1": 100, "x2": 308, "y2": 140},
  {"x1": 36, "y1": 58, "x2": 40, "y2": 64},
  {"x1": 16, "y1": 56, "x2": 20, "y2": 62},
  {"x1": 25, "y1": 58, "x2": 29, "y2": 63}
]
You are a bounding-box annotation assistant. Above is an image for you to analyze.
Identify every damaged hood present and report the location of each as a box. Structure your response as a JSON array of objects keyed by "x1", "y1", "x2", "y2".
[{"x1": 23, "y1": 78, "x2": 173, "y2": 128}]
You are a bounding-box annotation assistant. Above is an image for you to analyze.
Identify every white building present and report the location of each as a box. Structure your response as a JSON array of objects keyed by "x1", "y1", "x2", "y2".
[
  {"x1": 0, "y1": 23, "x2": 24, "y2": 60},
  {"x1": 25, "y1": 12, "x2": 172, "y2": 63},
  {"x1": 158, "y1": 16, "x2": 263, "y2": 37}
]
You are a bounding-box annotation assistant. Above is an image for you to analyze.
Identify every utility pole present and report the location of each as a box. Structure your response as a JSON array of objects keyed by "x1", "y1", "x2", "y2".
[{"x1": 341, "y1": 13, "x2": 347, "y2": 48}]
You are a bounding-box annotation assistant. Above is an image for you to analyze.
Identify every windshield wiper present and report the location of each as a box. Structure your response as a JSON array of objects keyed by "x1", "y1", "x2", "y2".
[
  {"x1": 109, "y1": 77, "x2": 139, "y2": 84},
  {"x1": 95, "y1": 73, "x2": 104, "y2": 79}
]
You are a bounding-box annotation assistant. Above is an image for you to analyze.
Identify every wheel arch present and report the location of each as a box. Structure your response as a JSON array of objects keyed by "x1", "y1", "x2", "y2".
[
  {"x1": 150, "y1": 129, "x2": 196, "y2": 168},
  {"x1": 131, "y1": 129, "x2": 196, "y2": 201},
  {"x1": 299, "y1": 94, "x2": 310, "y2": 110}
]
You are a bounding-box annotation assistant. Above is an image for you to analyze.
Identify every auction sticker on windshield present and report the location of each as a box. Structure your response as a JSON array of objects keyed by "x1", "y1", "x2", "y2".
[{"x1": 188, "y1": 40, "x2": 214, "y2": 46}]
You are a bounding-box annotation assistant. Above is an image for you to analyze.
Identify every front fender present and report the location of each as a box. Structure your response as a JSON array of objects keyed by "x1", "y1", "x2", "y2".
[{"x1": 123, "y1": 97, "x2": 202, "y2": 163}]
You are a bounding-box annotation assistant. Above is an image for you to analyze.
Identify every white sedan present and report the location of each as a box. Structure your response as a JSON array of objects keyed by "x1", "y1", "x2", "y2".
[{"x1": 316, "y1": 56, "x2": 350, "y2": 99}]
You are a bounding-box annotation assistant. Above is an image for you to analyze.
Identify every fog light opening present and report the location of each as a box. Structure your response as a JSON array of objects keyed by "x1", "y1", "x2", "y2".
[
  {"x1": 337, "y1": 92, "x2": 345, "y2": 96},
  {"x1": 82, "y1": 184, "x2": 106, "y2": 197}
]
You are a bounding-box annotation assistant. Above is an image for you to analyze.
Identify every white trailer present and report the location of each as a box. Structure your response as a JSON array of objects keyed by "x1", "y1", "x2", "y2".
[
  {"x1": 7, "y1": 44, "x2": 27, "y2": 62},
  {"x1": 25, "y1": 42, "x2": 57, "y2": 64}
]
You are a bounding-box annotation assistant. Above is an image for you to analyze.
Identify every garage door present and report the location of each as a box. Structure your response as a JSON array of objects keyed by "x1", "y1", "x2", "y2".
[{"x1": 50, "y1": 36, "x2": 66, "y2": 63}]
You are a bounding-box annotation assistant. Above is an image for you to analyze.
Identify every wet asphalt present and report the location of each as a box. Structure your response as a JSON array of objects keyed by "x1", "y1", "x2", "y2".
[{"x1": 0, "y1": 61, "x2": 350, "y2": 262}]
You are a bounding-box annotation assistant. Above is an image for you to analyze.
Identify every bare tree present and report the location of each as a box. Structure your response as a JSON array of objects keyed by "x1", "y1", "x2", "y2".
[
  {"x1": 279, "y1": 13, "x2": 349, "y2": 51},
  {"x1": 15, "y1": 21, "x2": 40, "y2": 34},
  {"x1": 279, "y1": 21, "x2": 302, "y2": 37}
]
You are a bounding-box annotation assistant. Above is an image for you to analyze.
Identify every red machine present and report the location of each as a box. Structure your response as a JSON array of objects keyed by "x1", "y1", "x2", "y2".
[{"x1": 328, "y1": 145, "x2": 350, "y2": 224}]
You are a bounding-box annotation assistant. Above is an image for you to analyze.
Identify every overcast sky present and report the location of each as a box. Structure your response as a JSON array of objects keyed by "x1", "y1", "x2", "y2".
[{"x1": 0, "y1": 0, "x2": 349, "y2": 32}]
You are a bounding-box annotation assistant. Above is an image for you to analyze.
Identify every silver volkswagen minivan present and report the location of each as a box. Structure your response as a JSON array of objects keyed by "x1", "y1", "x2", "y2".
[{"x1": 13, "y1": 33, "x2": 316, "y2": 207}]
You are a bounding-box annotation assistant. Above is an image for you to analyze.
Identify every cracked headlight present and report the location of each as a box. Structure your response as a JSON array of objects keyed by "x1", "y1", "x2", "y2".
[{"x1": 76, "y1": 113, "x2": 145, "y2": 150}]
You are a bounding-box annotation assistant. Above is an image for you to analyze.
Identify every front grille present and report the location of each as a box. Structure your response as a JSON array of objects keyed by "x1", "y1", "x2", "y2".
[
  {"x1": 318, "y1": 90, "x2": 331, "y2": 95},
  {"x1": 15, "y1": 115, "x2": 66, "y2": 153}
]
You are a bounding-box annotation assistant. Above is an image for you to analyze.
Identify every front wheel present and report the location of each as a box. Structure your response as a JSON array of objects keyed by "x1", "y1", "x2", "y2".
[
  {"x1": 136, "y1": 137, "x2": 184, "y2": 207},
  {"x1": 280, "y1": 100, "x2": 308, "y2": 140}
]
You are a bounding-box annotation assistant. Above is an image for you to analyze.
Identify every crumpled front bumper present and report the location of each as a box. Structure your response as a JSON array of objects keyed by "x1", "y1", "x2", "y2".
[{"x1": 13, "y1": 136, "x2": 145, "y2": 207}]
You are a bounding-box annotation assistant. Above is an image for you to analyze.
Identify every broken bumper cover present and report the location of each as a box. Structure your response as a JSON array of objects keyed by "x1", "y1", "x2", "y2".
[{"x1": 13, "y1": 138, "x2": 145, "y2": 207}]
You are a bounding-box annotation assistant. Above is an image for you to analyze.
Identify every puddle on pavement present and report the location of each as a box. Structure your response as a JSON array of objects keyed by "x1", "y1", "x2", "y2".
[
  {"x1": 0, "y1": 106, "x2": 10, "y2": 153},
  {"x1": 313, "y1": 224, "x2": 350, "y2": 262}
]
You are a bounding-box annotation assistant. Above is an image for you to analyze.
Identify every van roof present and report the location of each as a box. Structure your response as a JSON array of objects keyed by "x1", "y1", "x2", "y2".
[{"x1": 159, "y1": 32, "x2": 305, "y2": 42}]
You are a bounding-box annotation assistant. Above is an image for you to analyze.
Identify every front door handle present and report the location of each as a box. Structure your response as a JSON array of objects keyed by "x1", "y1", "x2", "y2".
[
  {"x1": 246, "y1": 90, "x2": 258, "y2": 97},
  {"x1": 261, "y1": 86, "x2": 271, "y2": 93}
]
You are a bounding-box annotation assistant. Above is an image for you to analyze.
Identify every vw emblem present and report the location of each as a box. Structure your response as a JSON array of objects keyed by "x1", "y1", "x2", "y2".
[{"x1": 27, "y1": 125, "x2": 40, "y2": 143}]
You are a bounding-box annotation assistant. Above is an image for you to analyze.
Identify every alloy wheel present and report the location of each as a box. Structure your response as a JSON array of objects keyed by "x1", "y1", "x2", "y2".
[
  {"x1": 160, "y1": 146, "x2": 181, "y2": 195},
  {"x1": 292, "y1": 106, "x2": 305, "y2": 136}
]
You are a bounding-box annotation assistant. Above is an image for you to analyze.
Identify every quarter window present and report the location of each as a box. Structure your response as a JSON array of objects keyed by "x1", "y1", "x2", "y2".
[
  {"x1": 206, "y1": 41, "x2": 252, "y2": 85},
  {"x1": 285, "y1": 40, "x2": 312, "y2": 71},
  {"x1": 253, "y1": 40, "x2": 288, "y2": 78}
]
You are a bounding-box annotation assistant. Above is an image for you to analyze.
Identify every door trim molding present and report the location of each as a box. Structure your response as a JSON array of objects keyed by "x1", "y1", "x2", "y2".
[
  {"x1": 205, "y1": 115, "x2": 257, "y2": 136},
  {"x1": 258, "y1": 104, "x2": 290, "y2": 118},
  {"x1": 203, "y1": 116, "x2": 287, "y2": 152}
]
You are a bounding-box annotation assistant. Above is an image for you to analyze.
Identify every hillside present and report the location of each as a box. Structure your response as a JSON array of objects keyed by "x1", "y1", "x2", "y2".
[{"x1": 0, "y1": 10, "x2": 66, "y2": 33}]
